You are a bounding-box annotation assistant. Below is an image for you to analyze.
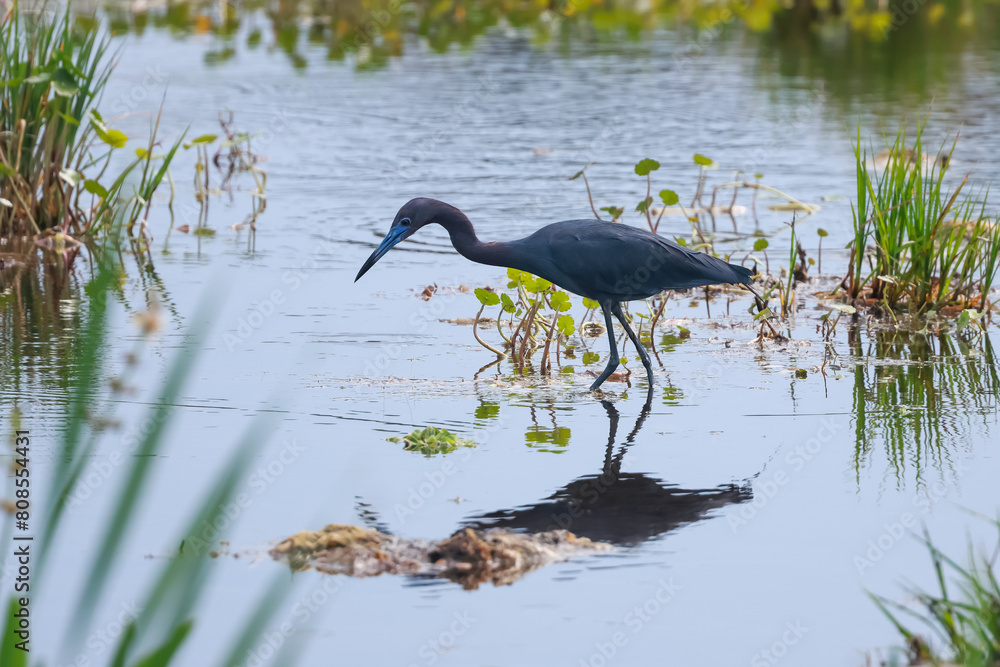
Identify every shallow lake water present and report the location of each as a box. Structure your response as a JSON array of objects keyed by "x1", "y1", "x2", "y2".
[{"x1": 3, "y1": 9, "x2": 1000, "y2": 666}]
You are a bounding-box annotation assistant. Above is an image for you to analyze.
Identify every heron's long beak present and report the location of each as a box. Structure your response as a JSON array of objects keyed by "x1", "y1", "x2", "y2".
[{"x1": 355, "y1": 226, "x2": 407, "y2": 282}]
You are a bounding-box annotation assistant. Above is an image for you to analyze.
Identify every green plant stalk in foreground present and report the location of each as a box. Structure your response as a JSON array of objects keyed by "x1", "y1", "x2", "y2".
[
  {"x1": 1, "y1": 244, "x2": 295, "y2": 665},
  {"x1": 871, "y1": 517, "x2": 1000, "y2": 666}
]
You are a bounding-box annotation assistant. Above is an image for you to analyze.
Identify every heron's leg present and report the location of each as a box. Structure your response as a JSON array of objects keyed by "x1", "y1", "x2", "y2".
[
  {"x1": 589, "y1": 305, "x2": 620, "y2": 390},
  {"x1": 611, "y1": 303, "x2": 655, "y2": 387}
]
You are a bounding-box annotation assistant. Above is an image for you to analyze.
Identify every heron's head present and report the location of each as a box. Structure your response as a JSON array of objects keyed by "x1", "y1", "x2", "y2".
[{"x1": 355, "y1": 198, "x2": 449, "y2": 281}]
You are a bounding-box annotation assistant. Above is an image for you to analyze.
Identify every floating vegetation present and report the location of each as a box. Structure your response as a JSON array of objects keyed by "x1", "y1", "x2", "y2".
[
  {"x1": 842, "y1": 121, "x2": 1000, "y2": 316},
  {"x1": 871, "y1": 517, "x2": 1000, "y2": 666},
  {"x1": 271, "y1": 524, "x2": 612, "y2": 589},
  {"x1": 181, "y1": 111, "x2": 268, "y2": 241},
  {"x1": 387, "y1": 426, "x2": 476, "y2": 456}
]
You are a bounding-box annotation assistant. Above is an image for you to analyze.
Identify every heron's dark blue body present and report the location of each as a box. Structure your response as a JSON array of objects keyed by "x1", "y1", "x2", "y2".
[
  {"x1": 497, "y1": 219, "x2": 754, "y2": 303},
  {"x1": 356, "y1": 198, "x2": 757, "y2": 390}
]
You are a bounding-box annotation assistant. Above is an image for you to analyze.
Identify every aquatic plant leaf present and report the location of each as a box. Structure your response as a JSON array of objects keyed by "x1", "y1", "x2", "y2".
[
  {"x1": 634, "y1": 158, "x2": 660, "y2": 176},
  {"x1": 693, "y1": 153, "x2": 714, "y2": 167},
  {"x1": 87, "y1": 110, "x2": 128, "y2": 148},
  {"x1": 753, "y1": 238, "x2": 769, "y2": 252},
  {"x1": 24, "y1": 72, "x2": 51, "y2": 85},
  {"x1": 183, "y1": 134, "x2": 218, "y2": 148},
  {"x1": 59, "y1": 168, "x2": 81, "y2": 187},
  {"x1": 507, "y1": 268, "x2": 535, "y2": 289},
  {"x1": 500, "y1": 293, "x2": 516, "y2": 313},
  {"x1": 550, "y1": 291, "x2": 571, "y2": 312},
  {"x1": 83, "y1": 178, "x2": 108, "y2": 199},
  {"x1": 557, "y1": 314, "x2": 575, "y2": 335},
  {"x1": 956, "y1": 309, "x2": 971, "y2": 332},
  {"x1": 582, "y1": 297, "x2": 600, "y2": 309},
  {"x1": 828, "y1": 303, "x2": 857, "y2": 314},
  {"x1": 533, "y1": 278, "x2": 553, "y2": 292},
  {"x1": 388, "y1": 427, "x2": 476, "y2": 456},
  {"x1": 817, "y1": 228, "x2": 829, "y2": 238},
  {"x1": 475, "y1": 288, "x2": 500, "y2": 306},
  {"x1": 582, "y1": 351, "x2": 600, "y2": 365},
  {"x1": 51, "y1": 67, "x2": 79, "y2": 96},
  {"x1": 659, "y1": 189, "x2": 679, "y2": 206},
  {"x1": 635, "y1": 197, "x2": 652, "y2": 213}
]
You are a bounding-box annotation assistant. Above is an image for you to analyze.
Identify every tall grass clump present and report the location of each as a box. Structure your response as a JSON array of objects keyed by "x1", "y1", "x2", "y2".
[
  {"x1": 871, "y1": 517, "x2": 1000, "y2": 667},
  {"x1": 845, "y1": 121, "x2": 1000, "y2": 314},
  {"x1": 0, "y1": 3, "x2": 180, "y2": 239}
]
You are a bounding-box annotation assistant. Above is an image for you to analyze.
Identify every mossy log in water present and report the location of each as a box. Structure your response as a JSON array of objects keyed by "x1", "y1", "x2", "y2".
[{"x1": 271, "y1": 524, "x2": 612, "y2": 589}]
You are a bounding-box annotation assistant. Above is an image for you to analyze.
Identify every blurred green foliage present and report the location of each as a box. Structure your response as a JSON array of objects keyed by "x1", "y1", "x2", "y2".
[{"x1": 90, "y1": 0, "x2": 999, "y2": 83}]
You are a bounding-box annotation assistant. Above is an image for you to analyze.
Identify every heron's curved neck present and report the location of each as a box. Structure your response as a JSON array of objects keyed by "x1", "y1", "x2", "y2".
[{"x1": 435, "y1": 208, "x2": 511, "y2": 268}]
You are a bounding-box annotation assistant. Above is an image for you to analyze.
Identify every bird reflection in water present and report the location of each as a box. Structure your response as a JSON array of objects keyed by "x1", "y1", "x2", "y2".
[{"x1": 463, "y1": 386, "x2": 753, "y2": 547}]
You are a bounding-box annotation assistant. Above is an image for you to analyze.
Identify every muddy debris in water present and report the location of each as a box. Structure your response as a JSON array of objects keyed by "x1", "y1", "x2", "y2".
[
  {"x1": 271, "y1": 524, "x2": 612, "y2": 589},
  {"x1": 442, "y1": 317, "x2": 496, "y2": 325}
]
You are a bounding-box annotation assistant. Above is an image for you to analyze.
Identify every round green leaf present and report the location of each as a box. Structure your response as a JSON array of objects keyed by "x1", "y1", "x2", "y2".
[
  {"x1": 101, "y1": 129, "x2": 127, "y2": 148},
  {"x1": 51, "y1": 67, "x2": 80, "y2": 97},
  {"x1": 753, "y1": 238, "x2": 769, "y2": 252},
  {"x1": 475, "y1": 288, "x2": 500, "y2": 306},
  {"x1": 83, "y1": 180, "x2": 108, "y2": 198},
  {"x1": 659, "y1": 189, "x2": 679, "y2": 206},
  {"x1": 693, "y1": 153, "x2": 714, "y2": 167},
  {"x1": 634, "y1": 159, "x2": 661, "y2": 176}
]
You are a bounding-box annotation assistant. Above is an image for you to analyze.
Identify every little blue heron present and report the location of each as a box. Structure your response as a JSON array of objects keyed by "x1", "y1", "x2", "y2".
[{"x1": 356, "y1": 198, "x2": 760, "y2": 390}]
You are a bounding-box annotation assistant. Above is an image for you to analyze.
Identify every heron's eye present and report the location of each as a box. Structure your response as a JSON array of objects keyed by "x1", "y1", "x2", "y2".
[{"x1": 399, "y1": 218, "x2": 411, "y2": 228}]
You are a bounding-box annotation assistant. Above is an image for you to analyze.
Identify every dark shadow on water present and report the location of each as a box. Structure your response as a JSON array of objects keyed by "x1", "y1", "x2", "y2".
[{"x1": 461, "y1": 385, "x2": 753, "y2": 547}]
